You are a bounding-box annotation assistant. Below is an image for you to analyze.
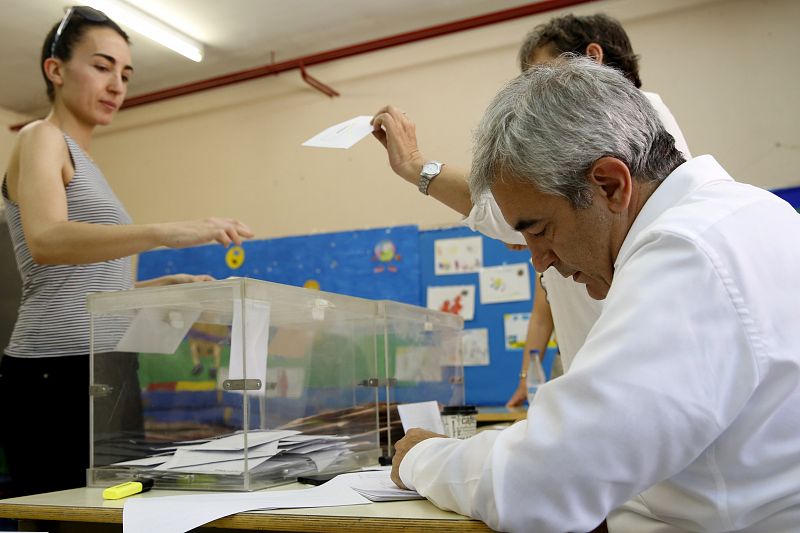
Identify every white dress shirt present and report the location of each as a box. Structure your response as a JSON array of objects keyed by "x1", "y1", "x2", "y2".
[
  {"x1": 462, "y1": 92, "x2": 691, "y2": 367},
  {"x1": 401, "y1": 156, "x2": 800, "y2": 532}
]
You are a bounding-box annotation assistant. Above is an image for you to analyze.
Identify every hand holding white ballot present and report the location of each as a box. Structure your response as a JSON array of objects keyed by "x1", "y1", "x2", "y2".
[
  {"x1": 302, "y1": 116, "x2": 374, "y2": 149},
  {"x1": 397, "y1": 401, "x2": 446, "y2": 434}
]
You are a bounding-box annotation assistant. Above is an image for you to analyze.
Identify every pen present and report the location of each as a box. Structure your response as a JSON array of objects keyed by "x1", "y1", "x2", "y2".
[{"x1": 102, "y1": 478, "x2": 154, "y2": 500}]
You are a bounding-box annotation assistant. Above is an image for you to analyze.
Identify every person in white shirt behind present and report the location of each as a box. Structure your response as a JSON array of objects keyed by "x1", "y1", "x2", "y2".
[
  {"x1": 372, "y1": 14, "x2": 692, "y2": 406},
  {"x1": 390, "y1": 56, "x2": 800, "y2": 533}
]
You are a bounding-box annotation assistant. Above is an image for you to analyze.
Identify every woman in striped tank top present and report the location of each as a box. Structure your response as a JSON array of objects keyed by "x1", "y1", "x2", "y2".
[{"x1": 0, "y1": 7, "x2": 253, "y2": 497}]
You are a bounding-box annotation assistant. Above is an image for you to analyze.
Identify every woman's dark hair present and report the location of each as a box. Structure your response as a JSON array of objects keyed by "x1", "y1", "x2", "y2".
[
  {"x1": 517, "y1": 14, "x2": 642, "y2": 88},
  {"x1": 40, "y1": 7, "x2": 130, "y2": 101}
]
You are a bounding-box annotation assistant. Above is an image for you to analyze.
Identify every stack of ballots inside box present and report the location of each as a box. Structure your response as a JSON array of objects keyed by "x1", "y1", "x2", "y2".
[{"x1": 113, "y1": 430, "x2": 352, "y2": 477}]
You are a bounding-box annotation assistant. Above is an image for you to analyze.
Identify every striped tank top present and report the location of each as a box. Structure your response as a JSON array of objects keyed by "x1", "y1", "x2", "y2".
[{"x1": 2, "y1": 133, "x2": 134, "y2": 358}]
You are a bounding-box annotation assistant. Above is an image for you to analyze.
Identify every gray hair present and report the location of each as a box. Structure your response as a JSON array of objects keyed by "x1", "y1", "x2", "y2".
[{"x1": 469, "y1": 55, "x2": 684, "y2": 208}]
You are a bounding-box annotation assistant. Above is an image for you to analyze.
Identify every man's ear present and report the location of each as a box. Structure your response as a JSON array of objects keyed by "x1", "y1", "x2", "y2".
[
  {"x1": 589, "y1": 157, "x2": 631, "y2": 213},
  {"x1": 585, "y1": 43, "x2": 604, "y2": 65},
  {"x1": 43, "y1": 57, "x2": 64, "y2": 90}
]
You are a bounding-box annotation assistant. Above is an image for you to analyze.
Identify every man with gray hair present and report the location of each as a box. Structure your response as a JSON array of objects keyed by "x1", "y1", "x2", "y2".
[
  {"x1": 372, "y1": 12, "x2": 692, "y2": 408},
  {"x1": 390, "y1": 56, "x2": 800, "y2": 532}
]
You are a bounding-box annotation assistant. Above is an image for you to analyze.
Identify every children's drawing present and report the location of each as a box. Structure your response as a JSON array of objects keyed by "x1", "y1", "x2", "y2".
[
  {"x1": 434, "y1": 236, "x2": 482, "y2": 275},
  {"x1": 461, "y1": 328, "x2": 489, "y2": 366},
  {"x1": 427, "y1": 285, "x2": 475, "y2": 321},
  {"x1": 504, "y1": 312, "x2": 531, "y2": 350},
  {"x1": 479, "y1": 263, "x2": 532, "y2": 304}
]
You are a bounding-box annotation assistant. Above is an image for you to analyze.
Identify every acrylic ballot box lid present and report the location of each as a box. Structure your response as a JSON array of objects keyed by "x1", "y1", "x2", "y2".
[{"x1": 86, "y1": 278, "x2": 463, "y2": 491}]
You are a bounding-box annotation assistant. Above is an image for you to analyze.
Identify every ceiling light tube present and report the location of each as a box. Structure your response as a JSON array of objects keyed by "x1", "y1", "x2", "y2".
[{"x1": 83, "y1": 0, "x2": 204, "y2": 62}]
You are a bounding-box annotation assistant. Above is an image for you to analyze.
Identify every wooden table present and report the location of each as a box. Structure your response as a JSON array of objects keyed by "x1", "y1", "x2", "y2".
[
  {"x1": 0, "y1": 484, "x2": 493, "y2": 532},
  {"x1": 476, "y1": 405, "x2": 527, "y2": 425}
]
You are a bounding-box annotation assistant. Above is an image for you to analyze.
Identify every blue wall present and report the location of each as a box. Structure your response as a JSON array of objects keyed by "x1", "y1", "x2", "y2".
[
  {"x1": 772, "y1": 186, "x2": 800, "y2": 211},
  {"x1": 139, "y1": 225, "x2": 420, "y2": 304},
  {"x1": 138, "y1": 224, "x2": 549, "y2": 406}
]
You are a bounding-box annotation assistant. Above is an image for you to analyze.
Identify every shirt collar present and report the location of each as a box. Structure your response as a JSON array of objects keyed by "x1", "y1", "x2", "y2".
[{"x1": 614, "y1": 155, "x2": 733, "y2": 269}]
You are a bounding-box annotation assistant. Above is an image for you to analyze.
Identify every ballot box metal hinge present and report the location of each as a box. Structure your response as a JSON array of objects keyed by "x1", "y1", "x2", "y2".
[
  {"x1": 358, "y1": 378, "x2": 397, "y2": 387},
  {"x1": 89, "y1": 384, "x2": 112, "y2": 397},
  {"x1": 223, "y1": 379, "x2": 263, "y2": 391}
]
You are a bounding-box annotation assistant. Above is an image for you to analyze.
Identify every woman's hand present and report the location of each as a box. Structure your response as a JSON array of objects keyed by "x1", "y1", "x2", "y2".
[
  {"x1": 157, "y1": 218, "x2": 254, "y2": 249},
  {"x1": 506, "y1": 380, "x2": 528, "y2": 408},
  {"x1": 135, "y1": 273, "x2": 214, "y2": 288}
]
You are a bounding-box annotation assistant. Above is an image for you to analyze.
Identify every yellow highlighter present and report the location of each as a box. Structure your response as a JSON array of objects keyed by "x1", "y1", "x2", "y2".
[{"x1": 102, "y1": 478, "x2": 154, "y2": 500}]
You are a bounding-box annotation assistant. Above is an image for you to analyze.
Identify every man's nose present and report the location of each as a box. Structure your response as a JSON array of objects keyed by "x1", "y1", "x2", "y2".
[{"x1": 526, "y1": 240, "x2": 556, "y2": 273}]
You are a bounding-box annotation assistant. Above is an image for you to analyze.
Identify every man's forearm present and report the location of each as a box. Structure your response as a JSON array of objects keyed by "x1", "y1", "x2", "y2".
[{"x1": 397, "y1": 160, "x2": 473, "y2": 217}]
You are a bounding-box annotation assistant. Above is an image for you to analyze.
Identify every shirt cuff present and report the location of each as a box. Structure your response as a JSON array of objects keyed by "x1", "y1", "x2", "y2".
[
  {"x1": 461, "y1": 192, "x2": 526, "y2": 245},
  {"x1": 398, "y1": 437, "x2": 449, "y2": 492}
]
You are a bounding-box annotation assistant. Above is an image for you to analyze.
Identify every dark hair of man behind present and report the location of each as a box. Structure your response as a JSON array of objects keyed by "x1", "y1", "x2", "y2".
[
  {"x1": 40, "y1": 9, "x2": 130, "y2": 102},
  {"x1": 518, "y1": 13, "x2": 642, "y2": 88}
]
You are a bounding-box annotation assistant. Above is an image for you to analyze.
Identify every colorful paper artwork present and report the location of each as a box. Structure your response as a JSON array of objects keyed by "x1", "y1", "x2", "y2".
[
  {"x1": 372, "y1": 239, "x2": 402, "y2": 273},
  {"x1": 434, "y1": 236, "x2": 483, "y2": 275},
  {"x1": 461, "y1": 328, "x2": 490, "y2": 366},
  {"x1": 426, "y1": 285, "x2": 475, "y2": 321},
  {"x1": 504, "y1": 312, "x2": 531, "y2": 350},
  {"x1": 479, "y1": 263, "x2": 532, "y2": 304}
]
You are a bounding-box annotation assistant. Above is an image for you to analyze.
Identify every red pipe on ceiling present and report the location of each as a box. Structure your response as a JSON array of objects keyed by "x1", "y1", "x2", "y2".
[
  {"x1": 9, "y1": 0, "x2": 596, "y2": 130},
  {"x1": 121, "y1": 0, "x2": 596, "y2": 109}
]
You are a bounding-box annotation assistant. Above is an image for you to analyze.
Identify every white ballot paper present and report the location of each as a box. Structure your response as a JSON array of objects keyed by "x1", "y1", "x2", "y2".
[
  {"x1": 188, "y1": 430, "x2": 296, "y2": 451},
  {"x1": 123, "y1": 479, "x2": 371, "y2": 533},
  {"x1": 154, "y1": 442, "x2": 280, "y2": 473},
  {"x1": 397, "y1": 401, "x2": 445, "y2": 434},
  {"x1": 112, "y1": 430, "x2": 353, "y2": 476},
  {"x1": 339, "y1": 469, "x2": 424, "y2": 502},
  {"x1": 116, "y1": 307, "x2": 201, "y2": 355},
  {"x1": 229, "y1": 299, "x2": 270, "y2": 394},
  {"x1": 302, "y1": 115, "x2": 373, "y2": 149}
]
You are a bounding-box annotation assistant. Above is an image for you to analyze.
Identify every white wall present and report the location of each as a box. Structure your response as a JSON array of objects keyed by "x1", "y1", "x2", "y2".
[
  {"x1": 8, "y1": 0, "x2": 800, "y2": 242},
  {"x1": 628, "y1": 0, "x2": 800, "y2": 189}
]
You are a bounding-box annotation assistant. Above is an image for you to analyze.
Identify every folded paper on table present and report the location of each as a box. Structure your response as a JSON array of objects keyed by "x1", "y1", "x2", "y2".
[{"x1": 123, "y1": 480, "x2": 371, "y2": 533}]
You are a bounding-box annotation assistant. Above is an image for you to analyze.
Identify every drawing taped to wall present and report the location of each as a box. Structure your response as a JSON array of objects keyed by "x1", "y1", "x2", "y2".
[
  {"x1": 461, "y1": 328, "x2": 490, "y2": 366},
  {"x1": 479, "y1": 263, "x2": 532, "y2": 304},
  {"x1": 504, "y1": 312, "x2": 531, "y2": 350},
  {"x1": 426, "y1": 285, "x2": 475, "y2": 321},
  {"x1": 434, "y1": 235, "x2": 483, "y2": 275}
]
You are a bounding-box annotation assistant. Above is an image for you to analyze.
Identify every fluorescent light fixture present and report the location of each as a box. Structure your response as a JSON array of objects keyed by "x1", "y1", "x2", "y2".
[{"x1": 84, "y1": 0, "x2": 204, "y2": 62}]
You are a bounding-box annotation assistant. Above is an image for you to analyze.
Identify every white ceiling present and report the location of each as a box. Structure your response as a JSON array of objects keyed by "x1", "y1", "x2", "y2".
[{"x1": 0, "y1": 0, "x2": 544, "y2": 117}]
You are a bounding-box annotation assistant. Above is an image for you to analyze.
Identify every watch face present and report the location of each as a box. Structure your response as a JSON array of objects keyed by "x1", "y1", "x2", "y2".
[{"x1": 422, "y1": 162, "x2": 438, "y2": 175}]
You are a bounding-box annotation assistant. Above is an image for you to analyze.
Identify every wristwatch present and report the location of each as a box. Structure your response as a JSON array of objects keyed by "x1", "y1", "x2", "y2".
[{"x1": 418, "y1": 161, "x2": 444, "y2": 195}]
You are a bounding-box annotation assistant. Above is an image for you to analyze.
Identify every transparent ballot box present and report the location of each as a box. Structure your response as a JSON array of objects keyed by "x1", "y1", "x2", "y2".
[
  {"x1": 377, "y1": 301, "x2": 464, "y2": 448},
  {"x1": 87, "y1": 278, "x2": 463, "y2": 491}
]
